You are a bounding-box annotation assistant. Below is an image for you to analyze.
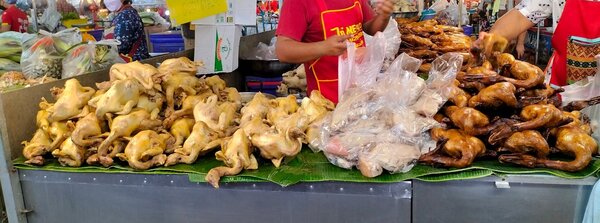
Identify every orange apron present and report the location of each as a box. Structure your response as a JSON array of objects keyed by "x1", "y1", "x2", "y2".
[{"x1": 306, "y1": 0, "x2": 366, "y2": 103}]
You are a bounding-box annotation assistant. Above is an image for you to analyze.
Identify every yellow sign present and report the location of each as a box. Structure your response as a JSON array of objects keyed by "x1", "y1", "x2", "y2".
[{"x1": 165, "y1": 0, "x2": 228, "y2": 25}]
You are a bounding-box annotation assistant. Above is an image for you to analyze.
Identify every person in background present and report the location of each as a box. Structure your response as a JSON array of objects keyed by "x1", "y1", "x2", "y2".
[
  {"x1": 57, "y1": 0, "x2": 78, "y2": 14},
  {"x1": 478, "y1": 0, "x2": 600, "y2": 86},
  {"x1": 275, "y1": 0, "x2": 394, "y2": 103},
  {"x1": 103, "y1": 0, "x2": 149, "y2": 61},
  {"x1": 1, "y1": 0, "x2": 29, "y2": 33}
]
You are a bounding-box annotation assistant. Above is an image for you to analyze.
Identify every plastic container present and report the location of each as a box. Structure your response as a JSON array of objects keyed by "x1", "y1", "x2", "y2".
[
  {"x1": 462, "y1": 25, "x2": 473, "y2": 36},
  {"x1": 420, "y1": 9, "x2": 436, "y2": 21},
  {"x1": 87, "y1": 29, "x2": 104, "y2": 41},
  {"x1": 149, "y1": 31, "x2": 184, "y2": 53},
  {"x1": 245, "y1": 75, "x2": 282, "y2": 95}
]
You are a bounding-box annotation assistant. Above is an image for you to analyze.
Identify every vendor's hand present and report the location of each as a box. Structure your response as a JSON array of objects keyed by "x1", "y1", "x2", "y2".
[
  {"x1": 516, "y1": 43, "x2": 525, "y2": 59},
  {"x1": 319, "y1": 35, "x2": 351, "y2": 57},
  {"x1": 473, "y1": 31, "x2": 509, "y2": 58},
  {"x1": 373, "y1": 0, "x2": 394, "y2": 17}
]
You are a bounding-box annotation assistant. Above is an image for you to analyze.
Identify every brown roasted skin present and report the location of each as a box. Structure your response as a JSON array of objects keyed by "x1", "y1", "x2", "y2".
[
  {"x1": 445, "y1": 106, "x2": 491, "y2": 136},
  {"x1": 468, "y1": 82, "x2": 518, "y2": 108},
  {"x1": 402, "y1": 34, "x2": 435, "y2": 47},
  {"x1": 563, "y1": 96, "x2": 600, "y2": 112},
  {"x1": 448, "y1": 80, "x2": 471, "y2": 107},
  {"x1": 500, "y1": 112, "x2": 597, "y2": 172},
  {"x1": 499, "y1": 130, "x2": 550, "y2": 158},
  {"x1": 489, "y1": 104, "x2": 569, "y2": 145},
  {"x1": 464, "y1": 54, "x2": 545, "y2": 89},
  {"x1": 482, "y1": 33, "x2": 509, "y2": 61},
  {"x1": 419, "y1": 128, "x2": 486, "y2": 168}
]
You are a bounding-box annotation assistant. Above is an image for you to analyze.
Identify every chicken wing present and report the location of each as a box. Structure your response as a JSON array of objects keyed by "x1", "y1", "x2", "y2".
[{"x1": 468, "y1": 82, "x2": 518, "y2": 108}]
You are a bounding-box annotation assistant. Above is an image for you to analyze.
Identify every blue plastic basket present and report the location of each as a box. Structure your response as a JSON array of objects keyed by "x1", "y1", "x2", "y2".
[
  {"x1": 246, "y1": 76, "x2": 282, "y2": 95},
  {"x1": 149, "y1": 31, "x2": 184, "y2": 53}
]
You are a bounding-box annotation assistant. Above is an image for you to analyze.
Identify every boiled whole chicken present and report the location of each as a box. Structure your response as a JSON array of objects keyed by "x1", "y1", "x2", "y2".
[
  {"x1": 46, "y1": 79, "x2": 95, "y2": 122},
  {"x1": 205, "y1": 129, "x2": 258, "y2": 188},
  {"x1": 116, "y1": 130, "x2": 173, "y2": 170}
]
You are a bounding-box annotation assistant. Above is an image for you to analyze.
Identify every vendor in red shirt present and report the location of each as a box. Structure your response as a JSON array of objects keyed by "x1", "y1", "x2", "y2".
[
  {"x1": 1, "y1": 0, "x2": 29, "y2": 33},
  {"x1": 275, "y1": 0, "x2": 393, "y2": 103}
]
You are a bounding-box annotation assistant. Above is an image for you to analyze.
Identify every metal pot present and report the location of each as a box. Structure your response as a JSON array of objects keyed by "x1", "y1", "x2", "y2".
[{"x1": 239, "y1": 59, "x2": 298, "y2": 77}]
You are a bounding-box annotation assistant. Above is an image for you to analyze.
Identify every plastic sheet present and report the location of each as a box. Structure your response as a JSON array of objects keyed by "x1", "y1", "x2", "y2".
[{"x1": 319, "y1": 36, "x2": 462, "y2": 177}]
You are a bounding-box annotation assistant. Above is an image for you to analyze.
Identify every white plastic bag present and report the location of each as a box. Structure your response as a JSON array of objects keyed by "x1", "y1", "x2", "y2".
[
  {"x1": 62, "y1": 40, "x2": 124, "y2": 79},
  {"x1": 338, "y1": 32, "x2": 386, "y2": 99},
  {"x1": 561, "y1": 55, "x2": 600, "y2": 105},
  {"x1": 365, "y1": 18, "x2": 401, "y2": 62},
  {"x1": 444, "y1": 0, "x2": 468, "y2": 26},
  {"x1": 41, "y1": 0, "x2": 62, "y2": 32},
  {"x1": 21, "y1": 28, "x2": 82, "y2": 79}
]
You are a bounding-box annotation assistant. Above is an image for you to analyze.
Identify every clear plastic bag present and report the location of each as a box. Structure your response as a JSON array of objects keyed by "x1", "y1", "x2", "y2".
[
  {"x1": 21, "y1": 28, "x2": 82, "y2": 79},
  {"x1": 40, "y1": 0, "x2": 61, "y2": 32},
  {"x1": 561, "y1": 55, "x2": 600, "y2": 105},
  {"x1": 62, "y1": 40, "x2": 123, "y2": 79},
  {"x1": 320, "y1": 42, "x2": 461, "y2": 177},
  {"x1": 411, "y1": 53, "x2": 463, "y2": 117},
  {"x1": 338, "y1": 32, "x2": 386, "y2": 98}
]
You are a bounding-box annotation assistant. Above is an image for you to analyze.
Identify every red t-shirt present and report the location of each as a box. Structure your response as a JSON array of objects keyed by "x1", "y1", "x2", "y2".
[
  {"x1": 2, "y1": 6, "x2": 29, "y2": 33},
  {"x1": 276, "y1": 0, "x2": 375, "y2": 43}
]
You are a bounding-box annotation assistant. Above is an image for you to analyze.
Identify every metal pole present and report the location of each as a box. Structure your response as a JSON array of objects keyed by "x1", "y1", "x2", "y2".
[
  {"x1": 458, "y1": 0, "x2": 463, "y2": 27},
  {"x1": 535, "y1": 22, "x2": 540, "y2": 65}
]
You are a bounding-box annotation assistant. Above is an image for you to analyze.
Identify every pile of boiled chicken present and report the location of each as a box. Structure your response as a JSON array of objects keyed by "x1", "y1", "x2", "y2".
[
  {"x1": 419, "y1": 34, "x2": 598, "y2": 172},
  {"x1": 21, "y1": 57, "x2": 335, "y2": 188},
  {"x1": 396, "y1": 18, "x2": 472, "y2": 73}
]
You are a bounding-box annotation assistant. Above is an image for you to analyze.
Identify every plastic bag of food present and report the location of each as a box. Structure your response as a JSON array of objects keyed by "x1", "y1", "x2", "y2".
[
  {"x1": 561, "y1": 55, "x2": 600, "y2": 105},
  {"x1": 21, "y1": 29, "x2": 82, "y2": 79},
  {"x1": 40, "y1": 0, "x2": 61, "y2": 32},
  {"x1": 338, "y1": 32, "x2": 386, "y2": 98},
  {"x1": 411, "y1": 53, "x2": 463, "y2": 116},
  {"x1": 365, "y1": 18, "x2": 401, "y2": 62},
  {"x1": 378, "y1": 53, "x2": 425, "y2": 107}
]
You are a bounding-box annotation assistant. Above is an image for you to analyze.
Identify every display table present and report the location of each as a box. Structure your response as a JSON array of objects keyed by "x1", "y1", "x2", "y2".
[{"x1": 16, "y1": 169, "x2": 595, "y2": 223}]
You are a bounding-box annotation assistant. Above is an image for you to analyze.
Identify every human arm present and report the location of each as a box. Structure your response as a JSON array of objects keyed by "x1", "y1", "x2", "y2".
[
  {"x1": 0, "y1": 24, "x2": 9, "y2": 32},
  {"x1": 516, "y1": 31, "x2": 526, "y2": 58},
  {"x1": 276, "y1": 35, "x2": 350, "y2": 63},
  {"x1": 363, "y1": 0, "x2": 394, "y2": 35},
  {"x1": 1, "y1": 12, "x2": 11, "y2": 32}
]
